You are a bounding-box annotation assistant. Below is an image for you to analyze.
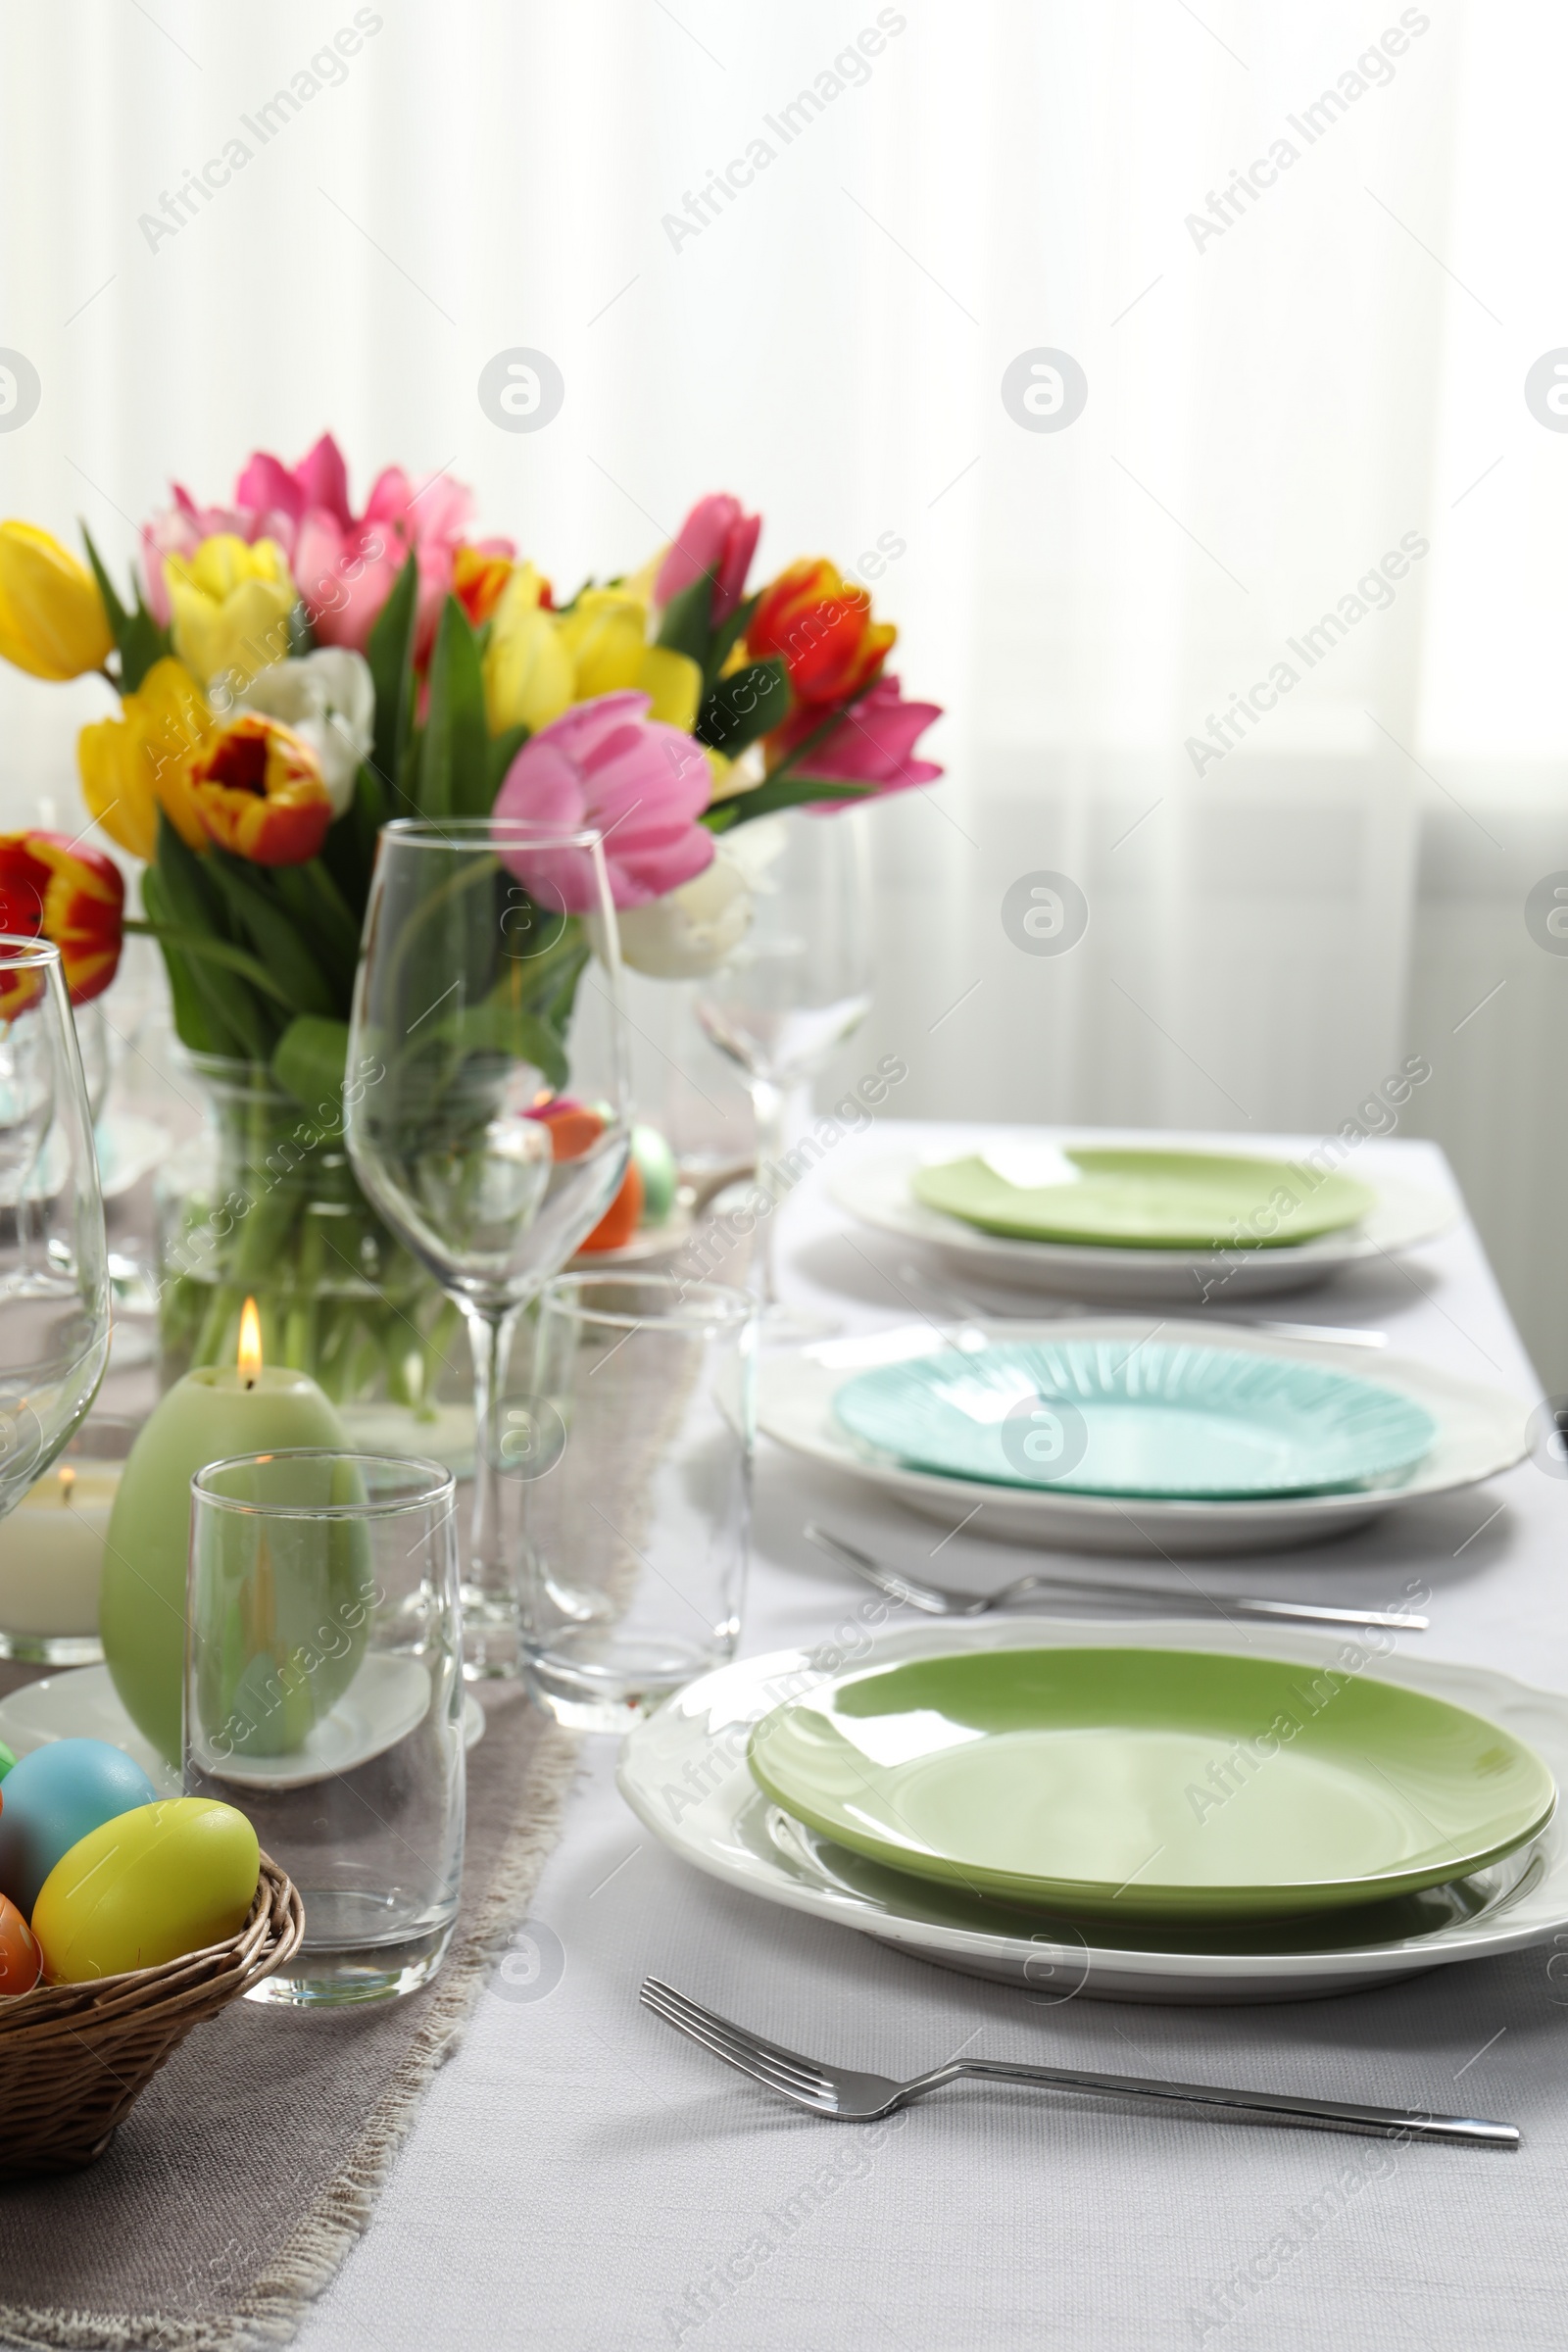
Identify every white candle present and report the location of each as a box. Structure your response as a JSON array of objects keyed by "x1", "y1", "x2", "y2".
[{"x1": 0, "y1": 1461, "x2": 121, "y2": 1638}]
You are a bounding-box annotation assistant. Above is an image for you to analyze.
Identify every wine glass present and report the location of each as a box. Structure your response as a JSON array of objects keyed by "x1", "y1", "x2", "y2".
[
  {"x1": 345, "y1": 820, "x2": 630, "y2": 1679},
  {"x1": 694, "y1": 810, "x2": 873, "y2": 1337},
  {"x1": 0, "y1": 937, "x2": 111, "y2": 1530}
]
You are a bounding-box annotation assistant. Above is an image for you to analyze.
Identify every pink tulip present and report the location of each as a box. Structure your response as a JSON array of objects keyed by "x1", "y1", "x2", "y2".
[
  {"x1": 655, "y1": 493, "x2": 761, "y2": 625},
  {"x1": 270, "y1": 447, "x2": 499, "y2": 662},
  {"x1": 781, "y1": 674, "x2": 944, "y2": 803},
  {"x1": 493, "y1": 690, "x2": 715, "y2": 912},
  {"x1": 234, "y1": 433, "x2": 356, "y2": 532},
  {"x1": 144, "y1": 435, "x2": 510, "y2": 663}
]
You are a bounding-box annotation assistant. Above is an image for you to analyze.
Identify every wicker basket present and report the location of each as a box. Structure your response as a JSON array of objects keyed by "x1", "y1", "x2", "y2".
[{"x1": 0, "y1": 1851, "x2": 303, "y2": 2176}]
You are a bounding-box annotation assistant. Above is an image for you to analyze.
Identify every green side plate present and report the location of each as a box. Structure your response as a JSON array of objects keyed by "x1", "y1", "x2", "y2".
[
  {"x1": 912, "y1": 1147, "x2": 1375, "y2": 1250},
  {"x1": 748, "y1": 1647, "x2": 1556, "y2": 1921}
]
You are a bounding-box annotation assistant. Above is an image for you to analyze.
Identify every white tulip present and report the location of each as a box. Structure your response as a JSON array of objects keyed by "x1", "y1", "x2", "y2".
[
  {"x1": 594, "y1": 850, "x2": 754, "y2": 979},
  {"x1": 235, "y1": 648, "x2": 374, "y2": 816}
]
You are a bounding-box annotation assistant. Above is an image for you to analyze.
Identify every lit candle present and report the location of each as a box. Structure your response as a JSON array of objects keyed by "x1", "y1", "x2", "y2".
[
  {"x1": 100, "y1": 1299, "x2": 347, "y2": 1765},
  {"x1": 0, "y1": 1458, "x2": 121, "y2": 1642}
]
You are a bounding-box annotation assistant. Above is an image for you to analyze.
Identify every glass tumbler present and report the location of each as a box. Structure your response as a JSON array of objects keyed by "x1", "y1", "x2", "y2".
[
  {"x1": 512, "y1": 1275, "x2": 756, "y2": 1732},
  {"x1": 185, "y1": 1449, "x2": 465, "y2": 2006}
]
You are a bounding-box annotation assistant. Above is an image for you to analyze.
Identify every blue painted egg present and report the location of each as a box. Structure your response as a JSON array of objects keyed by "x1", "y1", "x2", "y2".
[{"x1": 0, "y1": 1740, "x2": 160, "y2": 1918}]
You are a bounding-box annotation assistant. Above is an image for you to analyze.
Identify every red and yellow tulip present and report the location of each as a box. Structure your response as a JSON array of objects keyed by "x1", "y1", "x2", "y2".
[
  {"x1": 746, "y1": 558, "x2": 896, "y2": 709},
  {"x1": 183, "y1": 714, "x2": 334, "y2": 866},
  {"x1": 0, "y1": 831, "x2": 124, "y2": 1011}
]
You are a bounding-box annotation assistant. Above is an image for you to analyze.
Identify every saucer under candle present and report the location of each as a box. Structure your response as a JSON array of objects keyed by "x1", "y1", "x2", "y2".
[{"x1": 98, "y1": 1300, "x2": 346, "y2": 1765}]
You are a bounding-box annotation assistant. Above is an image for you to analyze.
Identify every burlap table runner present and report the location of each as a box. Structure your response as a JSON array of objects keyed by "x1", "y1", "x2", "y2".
[{"x1": 0, "y1": 1669, "x2": 580, "y2": 2352}]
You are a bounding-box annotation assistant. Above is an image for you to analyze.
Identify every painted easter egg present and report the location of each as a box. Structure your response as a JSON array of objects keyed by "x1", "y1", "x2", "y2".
[
  {"x1": 0, "y1": 1739, "x2": 160, "y2": 1917},
  {"x1": 0, "y1": 1893, "x2": 39, "y2": 1995},
  {"x1": 32, "y1": 1797, "x2": 260, "y2": 1984},
  {"x1": 630, "y1": 1125, "x2": 678, "y2": 1224}
]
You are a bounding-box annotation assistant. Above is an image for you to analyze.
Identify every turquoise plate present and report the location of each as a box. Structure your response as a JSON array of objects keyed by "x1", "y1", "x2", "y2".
[{"x1": 831, "y1": 1340, "x2": 1437, "y2": 1500}]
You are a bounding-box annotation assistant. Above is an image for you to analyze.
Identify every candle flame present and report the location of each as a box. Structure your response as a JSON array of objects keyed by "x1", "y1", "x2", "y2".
[
  {"x1": 237, "y1": 1297, "x2": 263, "y2": 1388},
  {"x1": 57, "y1": 1464, "x2": 74, "y2": 1506}
]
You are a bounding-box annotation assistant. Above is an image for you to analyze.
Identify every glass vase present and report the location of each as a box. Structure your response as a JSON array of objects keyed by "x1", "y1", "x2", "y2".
[{"x1": 156, "y1": 1055, "x2": 470, "y2": 1458}]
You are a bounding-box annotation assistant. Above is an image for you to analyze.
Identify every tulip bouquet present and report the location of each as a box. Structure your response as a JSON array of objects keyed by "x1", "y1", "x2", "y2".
[{"x1": 0, "y1": 439, "x2": 942, "y2": 1400}]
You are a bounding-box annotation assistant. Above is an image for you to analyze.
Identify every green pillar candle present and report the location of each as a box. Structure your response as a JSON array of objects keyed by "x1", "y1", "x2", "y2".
[{"x1": 101, "y1": 1364, "x2": 347, "y2": 1765}]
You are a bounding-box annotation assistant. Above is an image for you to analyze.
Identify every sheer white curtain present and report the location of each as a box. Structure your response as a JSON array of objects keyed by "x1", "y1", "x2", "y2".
[{"x1": 1, "y1": 1, "x2": 1562, "y2": 1350}]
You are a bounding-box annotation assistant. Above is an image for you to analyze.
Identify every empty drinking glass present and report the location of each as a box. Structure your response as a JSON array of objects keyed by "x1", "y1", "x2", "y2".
[
  {"x1": 184, "y1": 1448, "x2": 464, "y2": 2005},
  {"x1": 510, "y1": 1274, "x2": 755, "y2": 1731},
  {"x1": 694, "y1": 812, "x2": 872, "y2": 1337},
  {"x1": 0, "y1": 937, "x2": 110, "y2": 1516}
]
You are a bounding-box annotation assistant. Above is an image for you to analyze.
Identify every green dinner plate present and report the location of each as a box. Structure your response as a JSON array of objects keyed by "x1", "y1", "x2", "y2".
[
  {"x1": 912, "y1": 1148, "x2": 1375, "y2": 1250},
  {"x1": 748, "y1": 1647, "x2": 1556, "y2": 1921},
  {"x1": 831, "y1": 1340, "x2": 1437, "y2": 1499}
]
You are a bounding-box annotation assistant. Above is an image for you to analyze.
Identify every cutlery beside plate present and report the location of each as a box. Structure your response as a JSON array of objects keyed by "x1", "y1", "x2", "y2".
[
  {"x1": 803, "y1": 1523, "x2": 1431, "y2": 1634},
  {"x1": 641, "y1": 1976, "x2": 1516, "y2": 2145}
]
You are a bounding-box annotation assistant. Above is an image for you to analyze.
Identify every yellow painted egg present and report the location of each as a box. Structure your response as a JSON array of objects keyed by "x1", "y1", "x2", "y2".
[{"x1": 31, "y1": 1797, "x2": 260, "y2": 1984}]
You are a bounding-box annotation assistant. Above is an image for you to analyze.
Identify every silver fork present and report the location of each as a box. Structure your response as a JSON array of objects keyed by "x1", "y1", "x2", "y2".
[
  {"x1": 640, "y1": 1980, "x2": 1515, "y2": 2146},
  {"x1": 895, "y1": 1261, "x2": 1389, "y2": 1348},
  {"x1": 805, "y1": 1524, "x2": 1430, "y2": 1635}
]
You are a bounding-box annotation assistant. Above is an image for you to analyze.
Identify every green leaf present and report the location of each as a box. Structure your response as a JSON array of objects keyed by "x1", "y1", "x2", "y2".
[
  {"x1": 695, "y1": 658, "x2": 788, "y2": 757},
  {"x1": 703, "y1": 591, "x2": 759, "y2": 694},
  {"x1": 80, "y1": 527, "x2": 128, "y2": 636},
  {"x1": 81, "y1": 526, "x2": 170, "y2": 694},
  {"x1": 320, "y1": 762, "x2": 387, "y2": 920},
  {"x1": 655, "y1": 572, "x2": 712, "y2": 665},
  {"x1": 486, "y1": 722, "x2": 529, "y2": 806},
  {"x1": 705, "y1": 774, "x2": 877, "y2": 831},
  {"x1": 272, "y1": 1014, "x2": 352, "y2": 1121},
  {"x1": 437, "y1": 997, "x2": 569, "y2": 1094},
  {"x1": 417, "y1": 596, "x2": 489, "y2": 819},
  {"x1": 124, "y1": 916, "x2": 299, "y2": 1007},
  {"x1": 206, "y1": 852, "x2": 336, "y2": 1017},
  {"x1": 366, "y1": 551, "x2": 420, "y2": 808},
  {"x1": 153, "y1": 816, "x2": 276, "y2": 1058},
  {"x1": 271, "y1": 861, "x2": 362, "y2": 1007},
  {"x1": 138, "y1": 869, "x2": 224, "y2": 1054}
]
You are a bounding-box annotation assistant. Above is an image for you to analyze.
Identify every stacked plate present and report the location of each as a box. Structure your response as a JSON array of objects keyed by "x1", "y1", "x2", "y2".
[
  {"x1": 620, "y1": 1621, "x2": 1568, "y2": 2003},
  {"x1": 760, "y1": 1317, "x2": 1529, "y2": 1554},
  {"x1": 832, "y1": 1140, "x2": 1457, "y2": 1304}
]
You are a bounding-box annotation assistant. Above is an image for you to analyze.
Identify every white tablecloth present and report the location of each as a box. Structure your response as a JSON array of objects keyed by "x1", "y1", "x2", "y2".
[{"x1": 296, "y1": 1125, "x2": 1567, "y2": 2352}]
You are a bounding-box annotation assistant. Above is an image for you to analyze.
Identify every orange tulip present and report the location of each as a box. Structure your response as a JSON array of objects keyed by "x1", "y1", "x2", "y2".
[
  {"x1": 184, "y1": 715, "x2": 333, "y2": 866},
  {"x1": 0, "y1": 830, "x2": 124, "y2": 1009},
  {"x1": 746, "y1": 558, "x2": 896, "y2": 708}
]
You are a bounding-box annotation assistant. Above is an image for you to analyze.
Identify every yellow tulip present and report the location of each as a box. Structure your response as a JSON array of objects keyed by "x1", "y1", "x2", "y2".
[
  {"x1": 555, "y1": 587, "x2": 650, "y2": 700},
  {"x1": 0, "y1": 522, "x2": 113, "y2": 681},
  {"x1": 637, "y1": 646, "x2": 703, "y2": 731},
  {"x1": 167, "y1": 535, "x2": 296, "y2": 697},
  {"x1": 77, "y1": 659, "x2": 213, "y2": 861},
  {"x1": 483, "y1": 564, "x2": 573, "y2": 734}
]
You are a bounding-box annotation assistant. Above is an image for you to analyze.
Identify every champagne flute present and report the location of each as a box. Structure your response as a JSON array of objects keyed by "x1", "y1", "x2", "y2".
[
  {"x1": 345, "y1": 820, "x2": 630, "y2": 1678},
  {"x1": 694, "y1": 810, "x2": 873, "y2": 1338},
  {"x1": 0, "y1": 938, "x2": 111, "y2": 1533}
]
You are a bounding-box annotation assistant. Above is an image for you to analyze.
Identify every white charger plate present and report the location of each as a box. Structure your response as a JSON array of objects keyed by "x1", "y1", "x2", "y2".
[
  {"x1": 618, "y1": 1621, "x2": 1568, "y2": 2004},
  {"x1": 831, "y1": 1151, "x2": 1457, "y2": 1305},
  {"x1": 758, "y1": 1318, "x2": 1529, "y2": 1554},
  {"x1": 0, "y1": 1661, "x2": 485, "y2": 1794}
]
